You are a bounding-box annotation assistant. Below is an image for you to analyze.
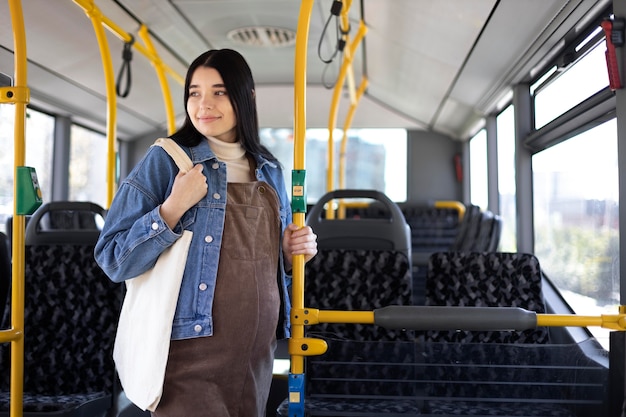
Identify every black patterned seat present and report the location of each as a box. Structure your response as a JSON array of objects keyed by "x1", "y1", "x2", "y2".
[
  {"x1": 277, "y1": 190, "x2": 416, "y2": 416},
  {"x1": 423, "y1": 251, "x2": 550, "y2": 344},
  {"x1": 422, "y1": 252, "x2": 578, "y2": 416},
  {"x1": 304, "y1": 248, "x2": 413, "y2": 342},
  {"x1": 0, "y1": 202, "x2": 122, "y2": 416}
]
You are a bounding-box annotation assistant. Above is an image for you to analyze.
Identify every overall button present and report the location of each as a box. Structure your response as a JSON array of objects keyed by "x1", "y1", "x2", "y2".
[
  {"x1": 151, "y1": 222, "x2": 159, "y2": 230},
  {"x1": 205, "y1": 235, "x2": 214, "y2": 243},
  {"x1": 199, "y1": 282, "x2": 208, "y2": 291},
  {"x1": 194, "y1": 325, "x2": 202, "y2": 333},
  {"x1": 258, "y1": 185, "x2": 266, "y2": 194},
  {"x1": 213, "y1": 192, "x2": 221, "y2": 200},
  {"x1": 212, "y1": 162, "x2": 219, "y2": 169}
]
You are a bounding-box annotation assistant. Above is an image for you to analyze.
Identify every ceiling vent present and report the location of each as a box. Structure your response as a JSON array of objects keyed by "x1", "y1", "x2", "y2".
[{"x1": 227, "y1": 26, "x2": 296, "y2": 47}]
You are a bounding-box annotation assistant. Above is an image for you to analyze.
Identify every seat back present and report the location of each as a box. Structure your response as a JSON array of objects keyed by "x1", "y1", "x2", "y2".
[
  {"x1": 304, "y1": 189, "x2": 413, "y2": 341},
  {"x1": 0, "y1": 201, "x2": 122, "y2": 415},
  {"x1": 449, "y1": 204, "x2": 480, "y2": 251},
  {"x1": 25, "y1": 201, "x2": 104, "y2": 245},
  {"x1": 485, "y1": 214, "x2": 503, "y2": 251},
  {"x1": 304, "y1": 248, "x2": 413, "y2": 342},
  {"x1": 420, "y1": 252, "x2": 605, "y2": 416},
  {"x1": 423, "y1": 251, "x2": 550, "y2": 344},
  {"x1": 306, "y1": 189, "x2": 411, "y2": 259}
]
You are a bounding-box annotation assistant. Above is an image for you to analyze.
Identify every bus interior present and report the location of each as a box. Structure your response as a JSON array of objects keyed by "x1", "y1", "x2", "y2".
[{"x1": 0, "y1": 0, "x2": 624, "y2": 416}]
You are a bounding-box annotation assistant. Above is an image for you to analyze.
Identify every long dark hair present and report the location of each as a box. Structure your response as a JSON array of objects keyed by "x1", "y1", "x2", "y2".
[{"x1": 170, "y1": 49, "x2": 277, "y2": 162}]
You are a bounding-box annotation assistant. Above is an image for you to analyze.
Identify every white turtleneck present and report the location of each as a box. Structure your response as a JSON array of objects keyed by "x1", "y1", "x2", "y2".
[{"x1": 206, "y1": 136, "x2": 253, "y2": 183}]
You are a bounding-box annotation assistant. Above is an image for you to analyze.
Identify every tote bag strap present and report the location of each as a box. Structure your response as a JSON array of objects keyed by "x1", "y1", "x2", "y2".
[{"x1": 152, "y1": 138, "x2": 194, "y2": 172}]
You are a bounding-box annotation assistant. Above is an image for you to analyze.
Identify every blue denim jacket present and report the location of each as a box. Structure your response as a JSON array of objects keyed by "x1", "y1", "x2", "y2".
[{"x1": 94, "y1": 139, "x2": 292, "y2": 340}]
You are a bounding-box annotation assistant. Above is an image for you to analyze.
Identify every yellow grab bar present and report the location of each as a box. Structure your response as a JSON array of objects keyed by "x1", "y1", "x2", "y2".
[
  {"x1": 138, "y1": 25, "x2": 177, "y2": 135},
  {"x1": 325, "y1": 19, "x2": 368, "y2": 219},
  {"x1": 293, "y1": 306, "x2": 626, "y2": 332},
  {"x1": 434, "y1": 200, "x2": 466, "y2": 220},
  {"x1": 80, "y1": 1, "x2": 118, "y2": 208},
  {"x1": 73, "y1": 0, "x2": 184, "y2": 86},
  {"x1": 73, "y1": 1, "x2": 186, "y2": 205},
  {"x1": 290, "y1": 0, "x2": 315, "y2": 377},
  {"x1": 336, "y1": 76, "x2": 368, "y2": 219},
  {"x1": 338, "y1": 76, "x2": 368, "y2": 191},
  {"x1": 1, "y1": 1, "x2": 29, "y2": 415}
]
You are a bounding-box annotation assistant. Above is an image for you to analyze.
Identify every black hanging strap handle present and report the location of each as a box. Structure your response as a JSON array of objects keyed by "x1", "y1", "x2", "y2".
[{"x1": 116, "y1": 35, "x2": 134, "y2": 98}]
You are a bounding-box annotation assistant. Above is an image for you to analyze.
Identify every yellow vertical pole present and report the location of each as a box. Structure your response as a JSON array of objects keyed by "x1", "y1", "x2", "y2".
[
  {"x1": 339, "y1": 77, "x2": 367, "y2": 190},
  {"x1": 3, "y1": 1, "x2": 29, "y2": 416},
  {"x1": 288, "y1": 2, "x2": 315, "y2": 416},
  {"x1": 337, "y1": 76, "x2": 368, "y2": 219},
  {"x1": 325, "y1": 18, "x2": 367, "y2": 219},
  {"x1": 325, "y1": 0, "x2": 355, "y2": 209},
  {"x1": 7, "y1": 1, "x2": 28, "y2": 416},
  {"x1": 77, "y1": 0, "x2": 117, "y2": 208},
  {"x1": 291, "y1": 0, "x2": 314, "y2": 372},
  {"x1": 138, "y1": 25, "x2": 177, "y2": 135}
]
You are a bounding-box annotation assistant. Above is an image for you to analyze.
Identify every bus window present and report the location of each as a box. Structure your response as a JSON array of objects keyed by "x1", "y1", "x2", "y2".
[
  {"x1": 260, "y1": 128, "x2": 407, "y2": 202},
  {"x1": 533, "y1": 119, "x2": 618, "y2": 349},
  {"x1": 469, "y1": 129, "x2": 487, "y2": 210},
  {"x1": 497, "y1": 105, "x2": 517, "y2": 252},
  {"x1": 69, "y1": 124, "x2": 109, "y2": 208},
  {"x1": 533, "y1": 35, "x2": 608, "y2": 130},
  {"x1": 0, "y1": 106, "x2": 53, "y2": 234}
]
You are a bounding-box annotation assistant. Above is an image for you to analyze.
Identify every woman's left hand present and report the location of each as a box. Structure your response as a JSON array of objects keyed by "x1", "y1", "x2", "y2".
[{"x1": 282, "y1": 224, "x2": 318, "y2": 269}]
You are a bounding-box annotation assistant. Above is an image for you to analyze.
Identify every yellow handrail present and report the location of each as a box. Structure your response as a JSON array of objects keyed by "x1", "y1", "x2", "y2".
[
  {"x1": 0, "y1": 2, "x2": 29, "y2": 416},
  {"x1": 325, "y1": 18, "x2": 368, "y2": 219},
  {"x1": 138, "y1": 25, "x2": 177, "y2": 135},
  {"x1": 434, "y1": 200, "x2": 466, "y2": 220},
  {"x1": 325, "y1": 0, "x2": 355, "y2": 211},
  {"x1": 338, "y1": 77, "x2": 368, "y2": 191},
  {"x1": 287, "y1": 1, "x2": 317, "y2": 415},
  {"x1": 72, "y1": 0, "x2": 185, "y2": 206},
  {"x1": 290, "y1": 0, "x2": 315, "y2": 375},
  {"x1": 292, "y1": 306, "x2": 626, "y2": 331},
  {"x1": 72, "y1": 0, "x2": 184, "y2": 86},
  {"x1": 337, "y1": 76, "x2": 368, "y2": 219},
  {"x1": 79, "y1": 1, "x2": 117, "y2": 208}
]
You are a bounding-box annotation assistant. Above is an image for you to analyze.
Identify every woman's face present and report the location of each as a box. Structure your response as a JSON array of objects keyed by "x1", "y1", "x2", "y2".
[{"x1": 187, "y1": 66, "x2": 237, "y2": 143}]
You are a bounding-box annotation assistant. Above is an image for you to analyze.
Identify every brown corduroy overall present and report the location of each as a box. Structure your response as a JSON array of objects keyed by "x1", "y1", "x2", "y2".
[{"x1": 153, "y1": 181, "x2": 281, "y2": 417}]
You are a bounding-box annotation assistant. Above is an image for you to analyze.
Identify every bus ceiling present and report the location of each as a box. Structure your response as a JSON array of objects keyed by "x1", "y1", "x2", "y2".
[{"x1": 0, "y1": 0, "x2": 612, "y2": 142}]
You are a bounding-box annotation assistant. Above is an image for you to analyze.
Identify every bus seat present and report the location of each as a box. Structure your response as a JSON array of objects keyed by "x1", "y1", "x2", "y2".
[
  {"x1": 485, "y1": 214, "x2": 502, "y2": 251},
  {"x1": 303, "y1": 189, "x2": 413, "y2": 341},
  {"x1": 25, "y1": 201, "x2": 105, "y2": 245},
  {"x1": 277, "y1": 190, "x2": 417, "y2": 415},
  {"x1": 303, "y1": 247, "x2": 413, "y2": 342},
  {"x1": 420, "y1": 252, "x2": 600, "y2": 416},
  {"x1": 470, "y1": 211, "x2": 503, "y2": 252},
  {"x1": 0, "y1": 232, "x2": 9, "y2": 328},
  {"x1": 448, "y1": 204, "x2": 481, "y2": 251},
  {"x1": 0, "y1": 201, "x2": 122, "y2": 416},
  {"x1": 276, "y1": 250, "x2": 416, "y2": 416},
  {"x1": 306, "y1": 189, "x2": 412, "y2": 260},
  {"x1": 422, "y1": 251, "x2": 550, "y2": 344}
]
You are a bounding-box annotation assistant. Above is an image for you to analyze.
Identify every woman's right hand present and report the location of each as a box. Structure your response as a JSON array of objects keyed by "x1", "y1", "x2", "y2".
[{"x1": 160, "y1": 164, "x2": 208, "y2": 229}]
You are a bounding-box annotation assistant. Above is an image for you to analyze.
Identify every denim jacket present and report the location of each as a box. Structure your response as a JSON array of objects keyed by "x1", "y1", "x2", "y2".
[{"x1": 94, "y1": 139, "x2": 292, "y2": 340}]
